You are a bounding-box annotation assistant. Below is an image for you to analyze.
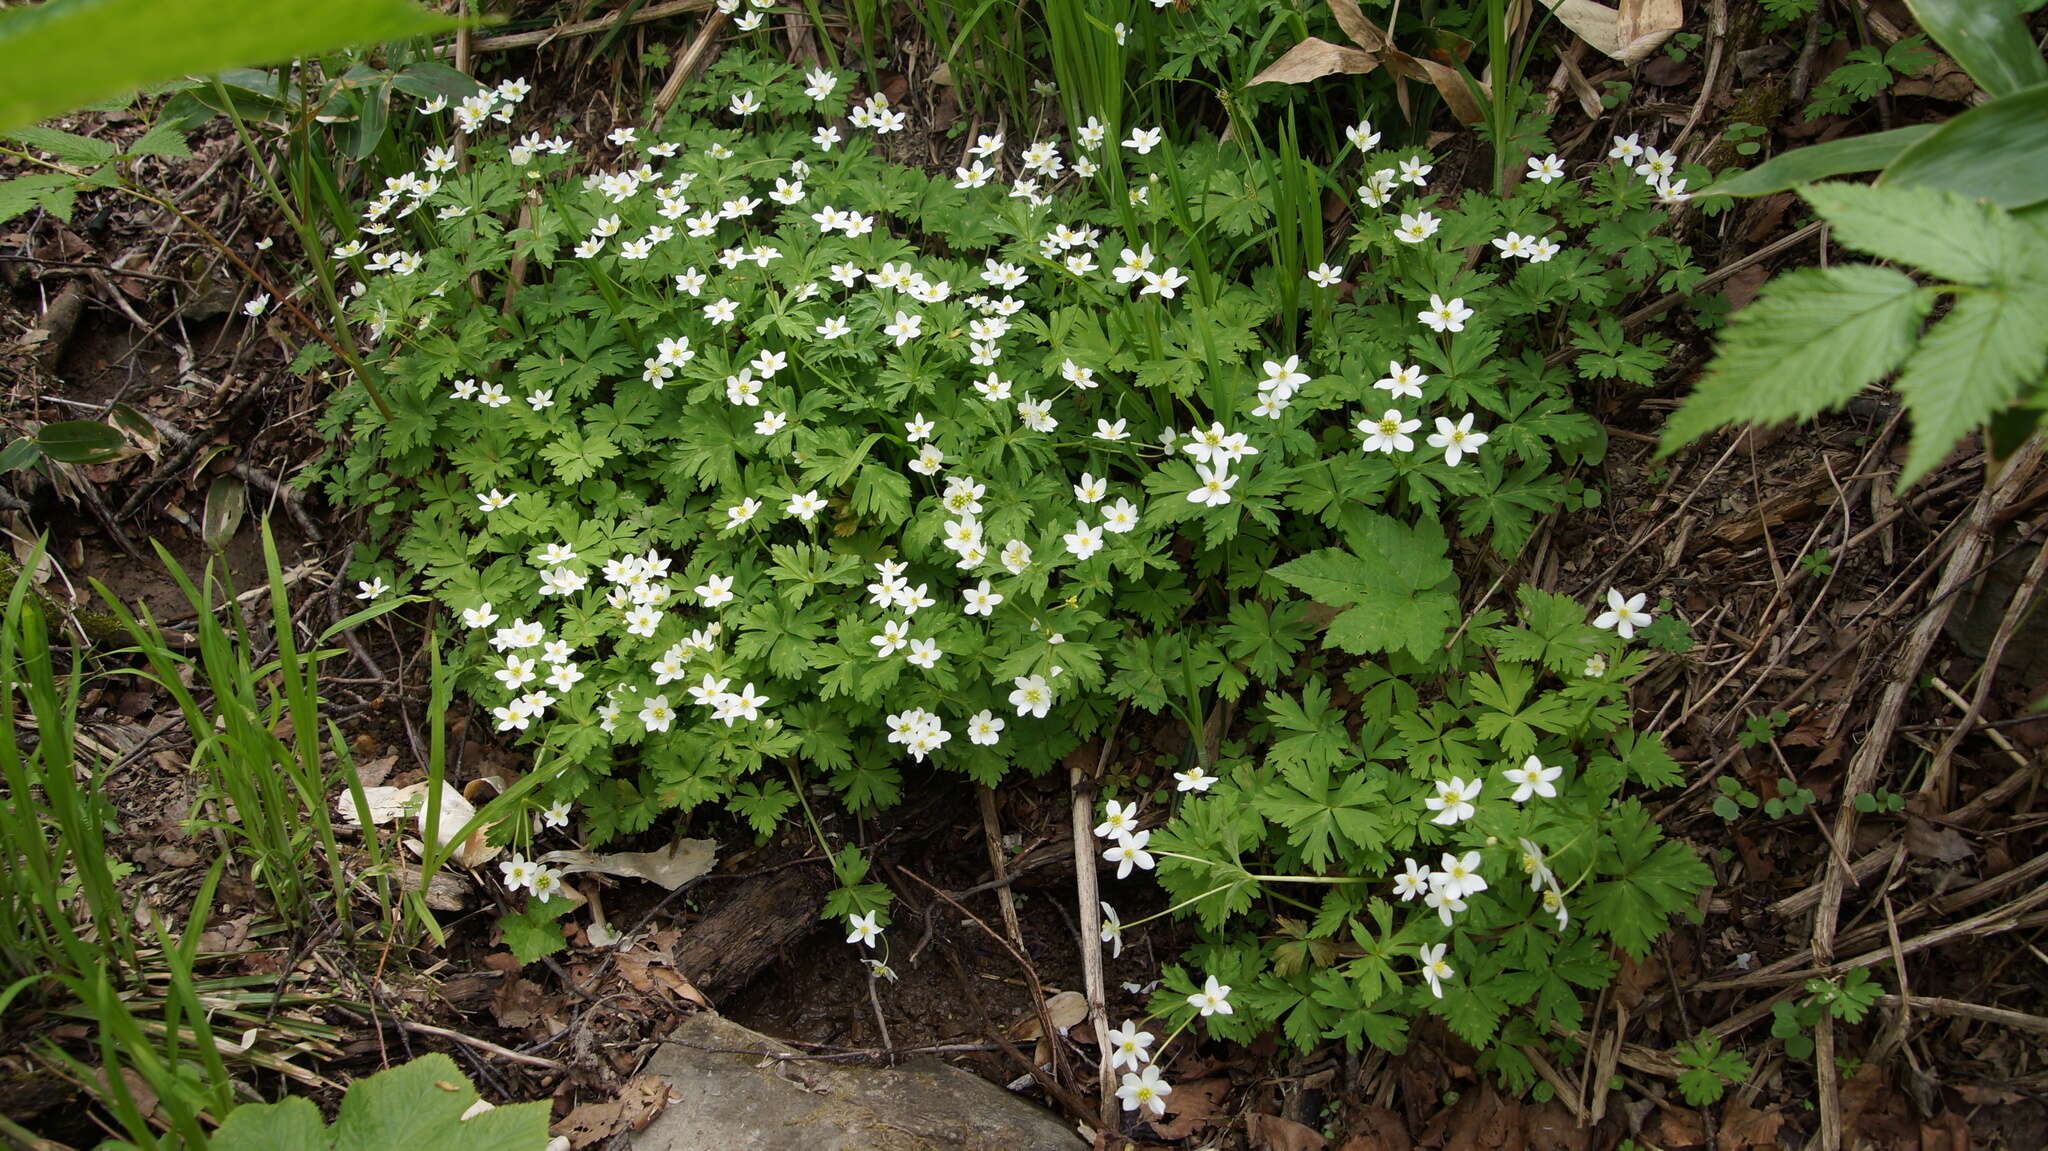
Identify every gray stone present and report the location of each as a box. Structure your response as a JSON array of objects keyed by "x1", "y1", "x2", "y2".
[{"x1": 632, "y1": 1012, "x2": 1087, "y2": 1151}]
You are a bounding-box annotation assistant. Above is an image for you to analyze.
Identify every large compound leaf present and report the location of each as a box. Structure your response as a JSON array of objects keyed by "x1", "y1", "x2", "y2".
[
  {"x1": 1270, "y1": 514, "x2": 1457, "y2": 662},
  {"x1": 1894, "y1": 291, "x2": 2048, "y2": 484},
  {"x1": 1661, "y1": 266, "x2": 1934, "y2": 453},
  {"x1": 0, "y1": 0, "x2": 459, "y2": 134},
  {"x1": 1801, "y1": 182, "x2": 2048, "y2": 286}
]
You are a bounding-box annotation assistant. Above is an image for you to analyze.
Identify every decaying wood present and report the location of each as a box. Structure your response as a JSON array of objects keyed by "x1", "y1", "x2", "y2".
[{"x1": 671, "y1": 862, "x2": 834, "y2": 999}]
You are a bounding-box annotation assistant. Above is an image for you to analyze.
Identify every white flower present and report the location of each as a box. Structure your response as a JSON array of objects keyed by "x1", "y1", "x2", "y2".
[
  {"x1": 870, "y1": 619, "x2": 911, "y2": 658},
  {"x1": 695, "y1": 572, "x2": 735, "y2": 608},
  {"x1": 845, "y1": 911, "x2": 882, "y2": 947},
  {"x1": 495, "y1": 655, "x2": 538, "y2": 690},
  {"x1": 1094, "y1": 799, "x2": 1139, "y2": 839},
  {"x1": 1374, "y1": 361, "x2": 1427, "y2": 401},
  {"x1": 1398, "y1": 156, "x2": 1433, "y2": 185},
  {"x1": 1116, "y1": 1065, "x2": 1172, "y2": 1117},
  {"x1": 638, "y1": 693, "x2": 675, "y2": 732},
  {"x1": 1187, "y1": 973, "x2": 1233, "y2": 1016},
  {"x1": 499, "y1": 855, "x2": 538, "y2": 894},
  {"x1": 461, "y1": 602, "x2": 499, "y2": 630},
  {"x1": 962, "y1": 579, "x2": 1003, "y2": 616},
  {"x1": 1583, "y1": 652, "x2": 1609, "y2": 678},
  {"x1": 1009, "y1": 673, "x2": 1052, "y2": 718},
  {"x1": 1100, "y1": 497, "x2": 1141, "y2": 533},
  {"x1": 1000, "y1": 540, "x2": 1033, "y2": 575},
  {"x1": 1433, "y1": 851, "x2": 1488, "y2": 899},
  {"x1": 355, "y1": 577, "x2": 389, "y2": 600},
  {"x1": 882, "y1": 310, "x2": 923, "y2": 346},
  {"x1": 1504, "y1": 755, "x2": 1562, "y2": 802},
  {"x1": 477, "y1": 488, "x2": 516, "y2": 513},
  {"x1": 243, "y1": 293, "x2": 271, "y2": 318},
  {"x1": 1392, "y1": 858, "x2": 1432, "y2": 902},
  {"x1": 1609, "y1": 132, "x2": 1644, "y2": 161},
  {"x1": 1592, "y1": 588, "x2": 1653, "y2": 639},
  {"x1": 1518, "y1": 837, "x2": 1556, "y2": 892},
  {"x1": 1394, "y1": 212, "x2": 1439, "y2": 243},
  {"x1": 1345, "y1": 119, "x2": 1381, "y2": 151},
  {"x1": 1094, "y1": 418, "x2": 1130, "y2": 441},
  {"x1": 1418, "y1": 293, "x2": 1473, "y2": 333},
  {"x1": 1424, "y1": 886, "x2": 1467, "y2": 926},
  {"x1": 1062, "y1": 520, "x2": 1104, "y2": 560},
  {"x1": 1492, "y1": 231, "x2": 1535, "y2": 259},
  {"x1": 1427, "y1": 413, "x2": 1489, "y2": 467},
  {"x1": 1418, "y1": 943, "x2": 1454, "y2": 998},
  {"x1": 1424, "y1": 776, "x2": 1481, "y2": 825},
  {"x1": 906, "y1": 638, "x2": 942, "y2": 669},
  {"x1": 1306, "y1": 262, "x2": 1344, "y2": 287},
  {"x1": 1099, "y1": 901, "x2": 1124, "y2": 957},
  {"x1": 1187, "y1": 464, "x2": 1238, "y2": 507},
  {"x1": 1359, "y1": 410, "x2": 1420, "y2": 455},
  {"x1": 1073, "y1": 473, "x2": 1107, "y2": 503},
  {"x1": 1122, "y1": 126, "x2": 1162, "y2": 154},
  {"x1": 1527, "y1": 153, "x2": 1565, "y2": 183},
  {"x1": 1107, "y1": 1020, "x2": 1154, "y2": 1071},
  {"x1": 967, "y1": 710, "x2": 1005, "y2": 746},
  {"x1": 787, "y1": 489, "x2": 825, "y2": 521},
  {"x1": 1103, "y1": 830, "x2": 1154, "y2": 878},
  {"x1": 1173, "y1": 765, "x2": 1214, "y2": 793},
  {"x1": 541, "y1": 800, "x2": 572, "y2": 829},
  {"x1": 1528, "y1": 235, "x2": 1562, "y2": 262},
  {"x1": 754, "y1": 410, "x2": 789, "y2": 436}
]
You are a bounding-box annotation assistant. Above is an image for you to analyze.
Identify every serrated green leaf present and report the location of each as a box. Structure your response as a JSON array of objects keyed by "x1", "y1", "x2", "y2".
[
  {"x1": 1271, "y1": 515, "x2": 1457, "y2": 661},
  {"x1": 7, "y1": 124, "x2": 117, "y2": 165},
  {"x1": 1894, "y1": 289, "x2": 2048, "y2": 484},
  {"x1": 1801, "y1": 183, "x2": 2046, "y2": 286},
  {"x1": 0, "y1": 173, "x2": 76, "y2": 224},
  {"x1": 1662, "y1": 266, "x2": 1935, "y2": 453}
]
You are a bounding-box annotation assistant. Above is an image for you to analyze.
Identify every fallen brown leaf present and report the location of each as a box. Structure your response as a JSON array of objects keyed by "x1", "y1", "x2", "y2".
[
  {"x1": 542, "y1": 838, "x2": 717, "y2": 889},
  {"x1": 1147, "y1": 1077, "x2": 1232, "y2": 1140},
  {"x1": 1251, "y1": 1112, "x2": 1328, "y2": 1151},
  {"x1": 550, "y1": 1075, "x2": 679, "y2": 1149},
  {"x1": 1716, "y1": 1097, "x2": 1783, "y2": 1151},
  {"x1": 1338, "y1": 1105, "x2": 1412, "y2": 1151}
]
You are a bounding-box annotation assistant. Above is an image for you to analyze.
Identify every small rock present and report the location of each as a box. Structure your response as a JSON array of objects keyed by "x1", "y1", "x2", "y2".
[{"x1": 632, "y1": 1012, "x2": 1085, "y2": 1151}]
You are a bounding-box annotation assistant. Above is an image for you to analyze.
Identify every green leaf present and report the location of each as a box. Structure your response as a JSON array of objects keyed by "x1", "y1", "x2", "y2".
[
  {"x1": 1894, "y1": 289, "x2": 2048, "y2": 484},
  {"x1": 1707, "y1": 125, "x2": 1938, "y2": 198},
  {"x1": 0, "y1": 0, "x2": 462, "y2": 135},
  {"x1": 498, "y1": 898, "x2": 571, "y2": 964},
  {"x1": 212, "y1": 1054, "x2": 551, "y2": 1151},
  {"x1": 1905, "y1": 0, "x2": 2048, "y2": 99},
  {"x1": 1801, "y1": 182, "x2": 2048, "y2": 286},
  {"x1": 1661, "y1": 266, "x2": 1935, "y2": 453},
  {"x1": 0, "y1": 438, "x2": 40, "y2": 473},
  {"x1": 1882, "y1": 82, "x2": 2048, "y2": 210},
  {"x1": 0, "y1": 172, "x2": 77, "y2": 224},
  {"x1": 7, "y1": 124, "x2": 117, "y2": 165},
  {"x1": 1270, "y1": 514, "x2": 1457, "y2": 662},
  {"x1": 35, "y1": 419, "x2": 128, "y2": 463}
]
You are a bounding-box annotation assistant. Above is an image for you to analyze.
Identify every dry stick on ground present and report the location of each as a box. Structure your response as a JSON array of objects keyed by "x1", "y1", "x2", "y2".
[
  {"x1": 942, "y1": 948, "x2": 1096, "y2": 1124},
  {"x1": 977, "y1": 786, "x2": 1027, "y2": 955},
  {"x1": 652, "y1": 11, "x2": 731, "y2": 119},
  {"x1": 442, "y1": 0, "x2": 714, "y2": 55},
  {"x1": 1071, "y1": 719, "x2": 1122, "y2": 1134},
  {"x1": 1807, "y1": 442, "x2": 2042, "y2": 1151},
  {"x1": 1876, "y1": 995, "x2": 2048, "y2": 1036},
  {"x1": 1924, "y1": 528, "x2": 2048, "y2": 805}
]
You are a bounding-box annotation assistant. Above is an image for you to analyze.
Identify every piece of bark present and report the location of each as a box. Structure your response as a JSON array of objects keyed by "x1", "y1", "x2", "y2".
[{"x1": 672, "y1": 864, "x2": 833, "y2": 999}]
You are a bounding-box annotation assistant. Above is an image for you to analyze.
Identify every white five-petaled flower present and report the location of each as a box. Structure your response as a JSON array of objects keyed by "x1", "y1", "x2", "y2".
[
  {"x1": 500, "y1": 855, "x2": 538, "y2": 894},
  {"x1": 1188, "y1": 464, "x2": 1238, "y2": 507},
  {"x1": 845, "y1": 911, "x2": 882, "y2": 947},
  {"x1": 1094, "y1": 799, "x2": 1139, "y2": 839},
  {"x1": 1174, "y1": 765, "x2": 1214, "y2": 793},
  {"x1": 1063, "y1": 519, "x2": 1104, "y2": 560},
  {"x1": 1306, "y1": 262, "x2": 1344, "y2": 287},
  {"x1": 1504, "y1": 755, "x2": 1562, "y2": 802},
  {"x1": 1424, "y1": 776, "x2": 1481, "y2": 825},
  {"x1": 1009, "y1": 673, "x2": 1052, "y2": 718},
  {"x1": 1122, "y1": 126, "x2": 1162, "y2": 154},
  {"x1": 1116, "y1": 1065, "x2": 1172, "y2": 1116},
  {"x1": 1107, "y1": 1019, "x2": 1153, "y2": 1071},
  {"x1": 1359, "y1": 410, "x2": 1421, "y2": 455},
  {"x1": 1427, "y1": 413, "x2": 1489, "y2": 467},
  {"x1": 1527, "y1": 153, "x2": 1565, "y2": 183},
  {"x1": 1187, "y1": 973, "x2": 1233, "y2": 1016},
  {"x1": 1418, "y1": 293, "x2": 1474, "y2": 334},
  {"x1": 1103, "y1": 830, "x2": 1154, "y2": 878},
  {"x1": 355, "y1": 577, "x2": 390, "y2": 600},
  {"x1": 1418, "y1": 942, "x2": 1454, "y2": 998},
  {"x1": 1393, "y1": 858, "x2": 1433, "y2": 901},
  {"x1": 1374, "y1": 361, "x2": 1427, "y2": 400},
  {"x1": 1394, "y1": 212, "x2": 1440, "y2": 243},
  {"x1": 1433, "y1": 851, "x2": 1488, "y2": 899},
  {"x1": 1593, "y1": 588, "x2": 1654, "y2": 639}
]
